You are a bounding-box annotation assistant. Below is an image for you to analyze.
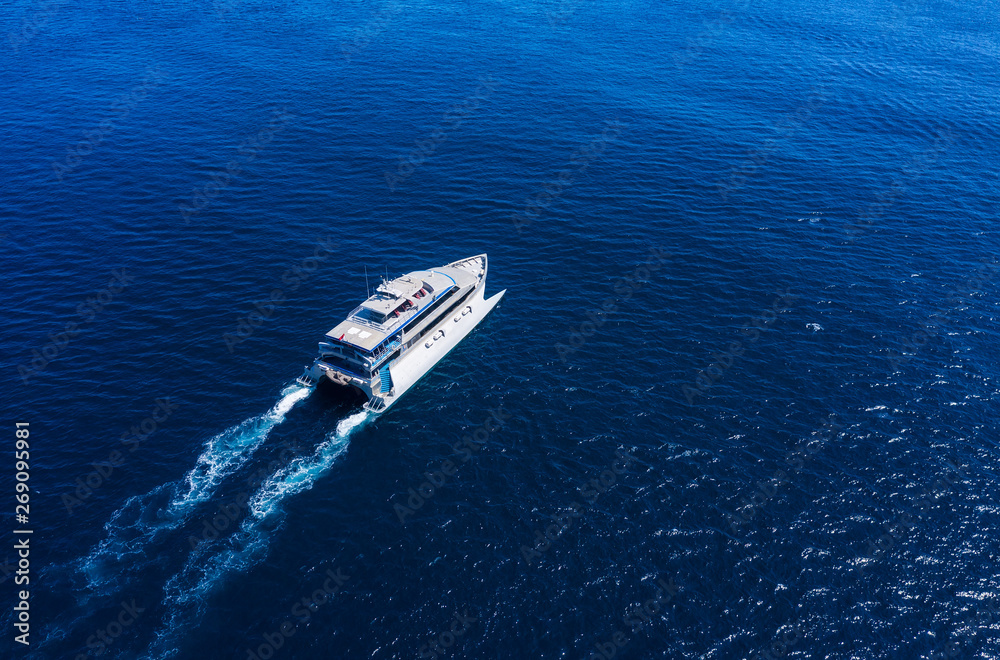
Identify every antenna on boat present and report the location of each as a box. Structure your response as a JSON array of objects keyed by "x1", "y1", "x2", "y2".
[{"x1": 364, "y1": 265, "x2": 370, "y2": 298}]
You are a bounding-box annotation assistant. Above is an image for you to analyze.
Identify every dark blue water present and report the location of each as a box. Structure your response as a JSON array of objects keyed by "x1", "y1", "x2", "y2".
[{"x1": 2, "y1": 0, "x2": 999, "y2": 658}]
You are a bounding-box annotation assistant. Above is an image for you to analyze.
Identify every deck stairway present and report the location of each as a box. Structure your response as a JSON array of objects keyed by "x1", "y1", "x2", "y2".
[{"x1": 379, "y1": 364, "x2": 393, "y2": 394}]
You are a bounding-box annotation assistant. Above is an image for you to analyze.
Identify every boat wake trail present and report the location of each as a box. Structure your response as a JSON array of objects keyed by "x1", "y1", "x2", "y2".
[
  {"x1": 249, "y1": 409, "x2": 369, "y2": 519},
  {"x1": 147, "y1": 410, "x2": 372, "y2": 659},
  {"x1": 172, "y1": 383, "x2": 313, "y2": 516},
  {"x1": 81, "y1": 383, "x2": 313, "y2": 593}
]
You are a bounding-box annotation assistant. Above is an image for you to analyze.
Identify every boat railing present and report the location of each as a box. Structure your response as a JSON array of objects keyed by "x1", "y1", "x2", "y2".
[
  {"x1": 348, "y1": 304, "x2": 420, "y2": 333},
  {"x1": 296, "y1": 368, "x2": 318, "y2": 388},
  {"x1": 367, "y1": 338, "x2": 402, "y2": 368}
]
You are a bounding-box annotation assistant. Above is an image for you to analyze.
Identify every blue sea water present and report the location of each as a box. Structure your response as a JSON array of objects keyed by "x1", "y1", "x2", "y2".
[{"x1": 1, "y1": 0, "x2": 999, "y2": 658}]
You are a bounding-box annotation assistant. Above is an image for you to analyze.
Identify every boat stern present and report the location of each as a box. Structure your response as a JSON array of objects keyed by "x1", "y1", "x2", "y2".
[{"x1": 296, "y1": 361, "x2": 323, "y2": 388}]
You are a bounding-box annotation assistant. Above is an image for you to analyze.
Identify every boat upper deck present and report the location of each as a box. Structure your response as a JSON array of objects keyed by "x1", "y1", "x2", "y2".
[{"x1": 325, "y1": 263, "x2": 481, "y2": 352}]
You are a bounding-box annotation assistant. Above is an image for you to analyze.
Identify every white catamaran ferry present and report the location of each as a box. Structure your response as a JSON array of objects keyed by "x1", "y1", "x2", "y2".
[{"x1": 297, "y1": 254, "x2": 505, "y2": 413}]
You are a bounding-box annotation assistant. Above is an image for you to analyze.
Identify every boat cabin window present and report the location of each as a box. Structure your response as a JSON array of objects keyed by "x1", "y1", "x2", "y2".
[{"x1": 355, "y1": 308, "x2": 386, "y2": 324}]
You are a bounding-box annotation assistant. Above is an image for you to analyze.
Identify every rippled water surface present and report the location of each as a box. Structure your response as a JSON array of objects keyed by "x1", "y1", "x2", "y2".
[{"x1": 1, "y1": 0, "x2": 999, "y2": 658}]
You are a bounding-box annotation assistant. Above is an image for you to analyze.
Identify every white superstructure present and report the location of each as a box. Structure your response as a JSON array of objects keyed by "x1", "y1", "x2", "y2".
[{"x1": 297, "y1": 254, "x2": 505, "y2": 413}]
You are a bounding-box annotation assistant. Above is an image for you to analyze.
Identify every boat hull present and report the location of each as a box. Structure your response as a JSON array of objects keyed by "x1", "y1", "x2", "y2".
[
  {"x1": 376, "y1": 285, "x2": 505, "y2": 412},
  {"x1": 297, "y1": 254, "x2": 504, "y2": 414}
]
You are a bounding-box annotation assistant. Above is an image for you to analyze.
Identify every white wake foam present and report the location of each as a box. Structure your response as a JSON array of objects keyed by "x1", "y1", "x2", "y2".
[
  {"x1": 249, "y1": 409, "x2": 369, "y2": 519},
  {"x1": 146, "y1": 409, "x2": 372, "y2": 658},
  {"x1": 170, "y1": 383, "x2": 312, "y2": 515},
  {"x1": 81, "y1": 383, "x2": 312, "y2": 593}
]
